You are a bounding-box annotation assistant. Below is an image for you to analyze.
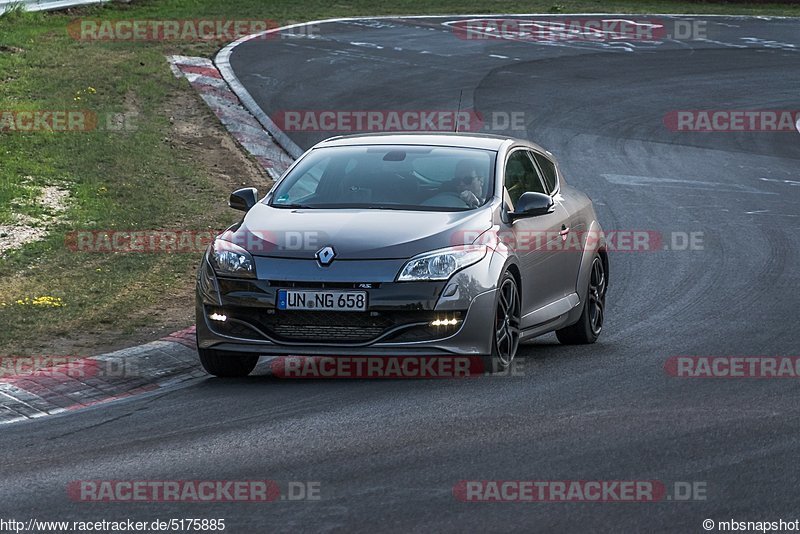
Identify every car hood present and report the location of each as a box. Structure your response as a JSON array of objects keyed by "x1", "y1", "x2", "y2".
[{"x1": 226, "y1": 203, "x2": 493, "y2": 260}]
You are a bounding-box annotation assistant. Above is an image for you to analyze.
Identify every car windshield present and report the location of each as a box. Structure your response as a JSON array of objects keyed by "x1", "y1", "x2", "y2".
[{"x1": 269, "y1": 145, "x2": 496, "y2": 211}]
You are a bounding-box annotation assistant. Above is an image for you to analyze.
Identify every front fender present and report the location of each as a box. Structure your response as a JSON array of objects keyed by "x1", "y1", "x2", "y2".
[{"x1": 575, "y1": 220, "x2": 608, "y2": 305}]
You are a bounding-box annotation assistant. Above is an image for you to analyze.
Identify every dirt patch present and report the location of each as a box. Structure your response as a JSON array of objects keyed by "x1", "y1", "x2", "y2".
[
  {"x1": 39, "y1": 185, "x2": 70, "y2": 212},
  {"x1": 0, "y1": 45, "x2": 25, "y2": 54},
  {"x1": 0, "y1": 185, "x2": 70, "y2": 254},
  {"x1": 164, "y1": 88, "x2": 270, "y2": 191}
]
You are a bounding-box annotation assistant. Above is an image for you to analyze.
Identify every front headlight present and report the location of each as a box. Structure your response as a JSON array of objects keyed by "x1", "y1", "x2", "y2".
[
  {"x1": 210, "y1": 238, "x2": 255, "y2": 278},
  {"x1": 397, "y1": 245, "x2": 487, "y2": 282}
]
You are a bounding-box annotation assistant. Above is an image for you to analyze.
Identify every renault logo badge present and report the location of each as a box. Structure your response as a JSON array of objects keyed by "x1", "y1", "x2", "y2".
[{"x1": 316, "y1": 246, "x2": 336, "y2": 266}]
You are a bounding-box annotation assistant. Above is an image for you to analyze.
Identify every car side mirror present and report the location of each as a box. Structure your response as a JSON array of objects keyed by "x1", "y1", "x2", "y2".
[
  {"x1": 229, "y1": 187, "x2": 258, "y2": 212},
  {"x1": 510, "y1": 192, "x2": 554, "y2": 220}
]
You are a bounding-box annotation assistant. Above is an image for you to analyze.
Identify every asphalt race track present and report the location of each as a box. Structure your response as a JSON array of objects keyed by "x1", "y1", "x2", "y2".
[{"x1": 3, "y1": 15, "x2": 799, "y2": 532}]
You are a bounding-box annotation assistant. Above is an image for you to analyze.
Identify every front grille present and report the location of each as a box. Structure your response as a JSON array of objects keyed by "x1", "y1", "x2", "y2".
[
  {"x1": 211, "y1": 307, "x2": 464, "y2": 344},
  {"x1": 261, "y1": 309, "x2": 431, "y2": 343},
  {"x1": 272, "y1": 323, "x2": 386, "y2": 342}
]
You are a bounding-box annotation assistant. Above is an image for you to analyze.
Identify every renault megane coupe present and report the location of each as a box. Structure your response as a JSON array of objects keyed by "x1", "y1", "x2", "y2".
[{"x1": 195, "y1": 133, "x2": 608, "y2": 377}]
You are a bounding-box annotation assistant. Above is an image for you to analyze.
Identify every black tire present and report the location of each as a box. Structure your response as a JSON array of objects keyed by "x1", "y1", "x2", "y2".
[
  {"x1": 198, "y1": 348, "x2": 259, "y2": 377},
  {"x1": 481, "y1": 271, "x2": 521, "y2": 375},
  {"x1": 556, "y1": 255, "x2": 607, "y2": 345}
]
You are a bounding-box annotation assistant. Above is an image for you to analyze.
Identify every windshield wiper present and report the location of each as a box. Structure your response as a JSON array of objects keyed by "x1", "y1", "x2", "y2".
[
  {"x1": 272, "y1": 203, "x2": 467, "y2": 212},
  {"x1": 368, "y1": 205, "x2": 421, "y2": 211},
  {"x1": 369, "y1": 205, "x2": 469, "y2": 212},
  {"x1": 272, "y1": 203, "x2": 315, "y2": 209}
]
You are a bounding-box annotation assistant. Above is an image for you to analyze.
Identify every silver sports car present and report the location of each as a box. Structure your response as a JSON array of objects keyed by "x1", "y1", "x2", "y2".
[{"x1": 195, "y1": 133, "x2": 608, "y2": 376}]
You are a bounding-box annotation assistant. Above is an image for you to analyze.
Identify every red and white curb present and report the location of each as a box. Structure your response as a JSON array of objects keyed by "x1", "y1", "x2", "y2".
[
  {"x1": 0, "y1": 327, "x2": 203, "y2": 425},
  {"x1": 167, "y1": 55, "x2": 294, "y2": 180}
]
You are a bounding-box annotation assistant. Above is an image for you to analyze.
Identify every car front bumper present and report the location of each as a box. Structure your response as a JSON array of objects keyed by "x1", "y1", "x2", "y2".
[{"x1": 195, "y1": 250, "x2": 506, "y2": 356}]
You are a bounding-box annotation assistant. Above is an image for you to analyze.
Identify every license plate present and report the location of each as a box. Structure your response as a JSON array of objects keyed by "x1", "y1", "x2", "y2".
[{"x1": 277, "y1": 290, "x2": 367, "y2": 312}]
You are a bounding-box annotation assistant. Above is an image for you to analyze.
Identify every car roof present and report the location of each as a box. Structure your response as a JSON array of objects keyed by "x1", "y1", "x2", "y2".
[{"x1": 313, "y1": 132, "x2": 544, "y2": 152}]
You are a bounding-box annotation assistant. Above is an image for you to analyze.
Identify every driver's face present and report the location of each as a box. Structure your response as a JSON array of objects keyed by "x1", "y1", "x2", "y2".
[{"x1": 461, "y1": 170, "x2": 484, "y2": 197}]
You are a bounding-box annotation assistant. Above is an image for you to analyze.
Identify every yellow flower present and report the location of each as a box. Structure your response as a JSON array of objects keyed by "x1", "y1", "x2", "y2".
[
  {"x1": 13, "y1": 296, "x2": 64, "y2": 308},
  {"x1": 88, "y1": 87, "x2": 96, "y2": 94}
]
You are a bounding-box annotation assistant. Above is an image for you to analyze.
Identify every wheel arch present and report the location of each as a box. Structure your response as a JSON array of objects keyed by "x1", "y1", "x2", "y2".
[
  {"x1": 505, "y1": 261, "x2": 522, "y2": 300},
  {"x1": 575, "y1": 220, "x2": 608, "y2": 303},
  {"x1": 598, "y1": 246, "x2": 609, "y2": 290}
]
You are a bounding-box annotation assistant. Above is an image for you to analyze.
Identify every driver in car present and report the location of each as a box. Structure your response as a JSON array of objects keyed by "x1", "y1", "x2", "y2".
[{"x1": 453, "y1": 160, "x2": 486, "y2": 208}]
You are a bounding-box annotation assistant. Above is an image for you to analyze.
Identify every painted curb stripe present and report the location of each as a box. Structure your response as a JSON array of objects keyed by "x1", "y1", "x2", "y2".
[{"x1": 0, "y1": 327, "x2": 203, "y2": 424}]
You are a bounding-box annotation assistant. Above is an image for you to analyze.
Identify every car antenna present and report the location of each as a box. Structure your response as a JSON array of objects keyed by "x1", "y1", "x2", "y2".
[{"x1": 454, "y1": 89, "x2": 464, "y2": 133}]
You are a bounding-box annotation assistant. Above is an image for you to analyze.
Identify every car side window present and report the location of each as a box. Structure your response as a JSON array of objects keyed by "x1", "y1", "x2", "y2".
[
  {"x1": 532, "y1": 152, "x2": 558, "y2": 194},
  {"x1": 504, "y1": 150, "x2": 547, "y2": 209}
]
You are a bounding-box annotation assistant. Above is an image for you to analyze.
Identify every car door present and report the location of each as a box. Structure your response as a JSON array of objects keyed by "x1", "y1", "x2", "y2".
[
  {"x1": 501, "y1": 148, "x2": 570, "y2": 327},
  {"x1": 531, "y1": 150, "x2": 583, "y2": 298}
]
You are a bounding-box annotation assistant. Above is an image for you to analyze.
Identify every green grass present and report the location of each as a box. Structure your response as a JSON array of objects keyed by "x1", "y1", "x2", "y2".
[{"x1": 0, "y1": 0, "x2": 796, "y2": 356}]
